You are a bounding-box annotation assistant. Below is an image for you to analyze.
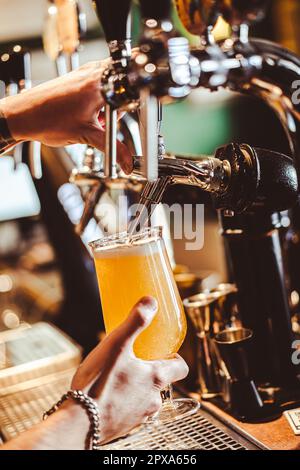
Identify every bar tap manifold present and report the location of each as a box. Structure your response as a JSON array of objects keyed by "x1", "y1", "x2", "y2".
[{"x1": 92, "y1": 0, "x2": 199, "y2": 183}]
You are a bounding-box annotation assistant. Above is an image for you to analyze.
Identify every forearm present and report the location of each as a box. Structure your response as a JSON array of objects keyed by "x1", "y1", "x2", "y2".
[{"x1": 1, "y1": 403, "x2": 90, "y2": 451}]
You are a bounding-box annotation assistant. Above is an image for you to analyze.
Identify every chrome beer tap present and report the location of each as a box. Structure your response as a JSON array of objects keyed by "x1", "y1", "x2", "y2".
[
  {"x1": 94, "y1": 0, "x2": 197, "y2": 181},
  {"x1": 174, "y1": 0, "x2": 300, "y2": 398},
  {"x1": 70, "y1": 0, "x2": 198, "y2": 234}
]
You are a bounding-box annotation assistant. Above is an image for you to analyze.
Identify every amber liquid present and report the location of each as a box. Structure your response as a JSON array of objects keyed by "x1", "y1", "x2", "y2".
[{"x1": 94, "y1": 238, "x2": 187, "y2": 360}]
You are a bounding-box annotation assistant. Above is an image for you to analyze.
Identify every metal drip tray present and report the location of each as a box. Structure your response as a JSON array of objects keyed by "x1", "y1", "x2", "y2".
[
  {"x1": 102, "y1": 410, "x2": 258, "y2": 450},
  {"x1": 0, "y1": 371, "x2": 75, "y2": 441},
  {"x1": 0, "y1": 322, "x2": 81, "y2": 442}
]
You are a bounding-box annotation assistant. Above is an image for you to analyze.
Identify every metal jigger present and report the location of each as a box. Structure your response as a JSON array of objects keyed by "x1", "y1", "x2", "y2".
[
  {"x1": 214, "y1": 328, "x2": 281, "y2": 422},
  {"x1": 183, "y1": 292, "x2": 224, "y2": 399},
  {"x1": 210, "y1": 283, "x2": 240, "y2": 330}
]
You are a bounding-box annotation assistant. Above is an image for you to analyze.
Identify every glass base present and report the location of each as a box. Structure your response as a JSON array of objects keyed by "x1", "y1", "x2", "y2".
[{"x1": 148, "y1": 398, "x2": 200, "y2": 425}]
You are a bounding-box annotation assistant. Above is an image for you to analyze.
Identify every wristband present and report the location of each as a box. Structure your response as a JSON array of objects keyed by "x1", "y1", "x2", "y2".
[{"x1": 0, "y1": 107, "x2": 17, "y2": 154}]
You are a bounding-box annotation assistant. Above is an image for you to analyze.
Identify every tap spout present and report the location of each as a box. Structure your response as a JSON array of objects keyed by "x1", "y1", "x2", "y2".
[
  {"x1": 128, "y1": 153, "x2": 230, "y2": 235},
  {"x1": 132, "y1": 154, "x2": 230, "y2": 194}
]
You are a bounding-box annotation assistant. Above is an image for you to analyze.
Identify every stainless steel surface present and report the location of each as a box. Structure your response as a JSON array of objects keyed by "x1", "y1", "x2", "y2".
[
  {"x1": 0, "y1": 322, "x2": 81, "y2": 442},
  {"x1": 215, "y1": 328, "x2": 253, "y2": 344},
  {"x1": 183, "y1": 292, "x2": 225, "y2": 400},
  {"x1": 0, "y1": 322, "x2": 81, "y2": 393},
  {"x1": 0, "y1": 370, "x2": 75, "y2": 441},
  {"x1": 102, "y1": 409, "x2": 258, "y2": 450},
  {"x1": 182, "y1": 285, "x2": 242, "y2": 402}
]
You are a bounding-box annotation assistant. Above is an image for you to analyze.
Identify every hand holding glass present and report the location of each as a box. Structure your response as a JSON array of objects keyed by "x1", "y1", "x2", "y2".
[{"x1": 90, "y1": 227, "x2": 199, "y2": 422}]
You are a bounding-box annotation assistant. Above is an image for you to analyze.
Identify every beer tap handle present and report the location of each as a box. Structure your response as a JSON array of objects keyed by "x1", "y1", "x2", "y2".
[
  {"x1": 214, "y1": 144, "x2": 298, "y2": 213},
  {"x1": 93, "y1": 0, "x2": 131, "y2": 41},
  {"x1": 93, "y1": 1, "x2": 132, "y2": 179},
  {"x1": 93, "y1": 0, "x2": 132, "y2": 59}
]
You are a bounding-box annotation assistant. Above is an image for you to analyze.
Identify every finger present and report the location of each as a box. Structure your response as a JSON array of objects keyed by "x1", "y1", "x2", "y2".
[
  {"x1": 117, "y1": 296, "x2": 158, "y2": 349},
  {"x1": 73, "y1": 296, "x2": 158, "y2": 387},
  {"x1": 85, "y1": 125, "x2": 133, "y2": 175},
  {"x1": 151, "y1": 355, "x2": 189, "y2": 388}
]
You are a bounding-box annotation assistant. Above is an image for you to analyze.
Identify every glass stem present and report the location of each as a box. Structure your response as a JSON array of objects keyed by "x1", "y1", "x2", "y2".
[{"x1": 160, "y1": 384, "x2": 176, "y2": 409}]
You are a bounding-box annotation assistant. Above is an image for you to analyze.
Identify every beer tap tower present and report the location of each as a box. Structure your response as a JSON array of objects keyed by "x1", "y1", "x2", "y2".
[{"x1": 87, "y1": 0, "x2": 300, "y2": 419}]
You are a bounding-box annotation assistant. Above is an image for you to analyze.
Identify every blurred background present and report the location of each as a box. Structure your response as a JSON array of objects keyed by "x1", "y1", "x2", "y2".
[{"x1": 0, "y1": 0, "x2": 299, "y2": 354}]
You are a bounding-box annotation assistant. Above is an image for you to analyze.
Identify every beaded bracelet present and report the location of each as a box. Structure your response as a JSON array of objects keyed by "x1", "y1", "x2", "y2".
[{"x1": 43, "y1": 390, "x2": 101, "y2": 450}]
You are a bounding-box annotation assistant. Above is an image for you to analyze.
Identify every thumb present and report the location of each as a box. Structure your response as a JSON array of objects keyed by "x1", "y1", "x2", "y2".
[{"x1": 118, "y1": 296, "x2": 158, "y2": 349}]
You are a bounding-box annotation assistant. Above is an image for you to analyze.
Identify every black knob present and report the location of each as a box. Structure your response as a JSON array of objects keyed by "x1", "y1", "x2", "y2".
[
  {"x1": 214, "y1": 143, "x2": 298, "y2": 213},
  {"x1": 93, "y1": 0, "x2": 131, "y2": 42},
  {"x1": 254, "y1": 147, "x2": 298, "y2": 212}
]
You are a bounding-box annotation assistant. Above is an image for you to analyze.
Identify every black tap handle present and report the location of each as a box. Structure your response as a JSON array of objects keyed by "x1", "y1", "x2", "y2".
[
  {"x1": 254, "y1": 147, "x2": 298, "y2": 212},
  {"x1": 214, "y1": 143, "x2": 298, "y2": 213},
  {"x1": 139, "y1": 0, "x2": 171, "y2": 21},
  {"x1": 93, "y1": 0, "x2": 131, "y2": 42}
]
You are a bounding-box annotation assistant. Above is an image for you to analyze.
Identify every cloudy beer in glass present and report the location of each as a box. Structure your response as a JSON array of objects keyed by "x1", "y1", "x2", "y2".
[
  {"x1": 90, "y1": 226, "x2": 199, "y2": 421},
  {"x1": 91, "y1": 227, "x2": 186, "y2": 360}
]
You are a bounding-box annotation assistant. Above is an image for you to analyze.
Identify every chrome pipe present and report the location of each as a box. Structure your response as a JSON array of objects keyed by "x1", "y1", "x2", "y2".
[{"x1": 104, "y1": 105, "x2": 118, "y2": 179}]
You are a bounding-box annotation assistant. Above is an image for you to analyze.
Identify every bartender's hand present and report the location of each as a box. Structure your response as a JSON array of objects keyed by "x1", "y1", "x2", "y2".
[
  {"x1": 1, "y1": 296, "x2": 188, "y2": 450},
  {"x1": 68, "y1": 295, "x2": 188, "y2": 446},
  {"x1": 0, "y1": 61, "x2": 132, "y2": 174}
]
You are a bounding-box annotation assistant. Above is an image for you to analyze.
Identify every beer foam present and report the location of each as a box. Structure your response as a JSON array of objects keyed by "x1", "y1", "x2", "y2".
[{"x1": 93, "y1": 239, "x2": 160, "y2": 259}]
